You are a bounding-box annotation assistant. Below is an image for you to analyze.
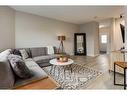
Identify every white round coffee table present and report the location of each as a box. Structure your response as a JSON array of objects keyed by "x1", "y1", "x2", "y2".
[
  {"x1": 49, "y1": 58, "x2": 74, "y2": 73},
  {"x1": 49, "y1": 58, "x2": 74, "y2": 66}
]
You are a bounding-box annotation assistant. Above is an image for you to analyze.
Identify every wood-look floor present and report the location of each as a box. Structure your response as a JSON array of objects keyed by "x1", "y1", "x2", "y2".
[{"x1": 71, "y1": 54, "x2": 124, "y2": 89}]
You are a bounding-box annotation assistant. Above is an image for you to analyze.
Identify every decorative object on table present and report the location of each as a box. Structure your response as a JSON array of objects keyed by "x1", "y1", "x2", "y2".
[
  {"x1": 57, "y1": 56, "x2": 68, "y2": 62},
  {"x1": 57, "y1": 53, "x2": 69, "y2": 62},
  {"x1": 43, "y1": 64, "x2": 102, "y2": 90},
  {"x1": 58, "y1": 35, "x2": 66, "y2": 54}
]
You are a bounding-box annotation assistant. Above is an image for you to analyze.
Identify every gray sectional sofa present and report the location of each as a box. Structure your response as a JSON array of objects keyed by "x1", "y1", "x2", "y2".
[{"x1": 0, "y1": 47, "x2": 59, "y2": 89}]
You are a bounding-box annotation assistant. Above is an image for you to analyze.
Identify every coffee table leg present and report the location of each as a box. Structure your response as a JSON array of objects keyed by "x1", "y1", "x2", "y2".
[
  {"x1": 64, "y1": 65, "x2": 73, "y2": 73},
  {"x1": 70, "y1": 64, "x2": 72, "y2": 73}
]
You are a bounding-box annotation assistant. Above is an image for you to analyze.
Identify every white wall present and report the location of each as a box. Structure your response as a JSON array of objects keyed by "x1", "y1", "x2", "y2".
[
  {"x1": 0, "y1": 6, "x2": 123, "y2": 57},
  {"x1": 113, "y1": 18, "x2": 124, "y2": 50},
  {"x1": 80, "y1": 21, "x2": 99, "y2": 56},
  {"x1": 93, "y1": 22, "x2": 99, "y2": 56},
  {"x1": 15, "y1": 11, "x2": 79, "y2": 55},
  {"x1": 0, "y1": 7, "x2": 15, "y2": 52}
]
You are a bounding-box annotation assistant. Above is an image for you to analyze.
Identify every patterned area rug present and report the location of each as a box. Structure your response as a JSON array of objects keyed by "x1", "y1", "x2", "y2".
[{"x1": 43, "y1": 64, "x2": 102, "y2": 89}]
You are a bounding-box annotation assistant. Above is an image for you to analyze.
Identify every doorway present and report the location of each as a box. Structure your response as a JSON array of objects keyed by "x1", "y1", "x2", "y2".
[{"x1": 99, "y1": 26, "x2": 109, "y2": 54}]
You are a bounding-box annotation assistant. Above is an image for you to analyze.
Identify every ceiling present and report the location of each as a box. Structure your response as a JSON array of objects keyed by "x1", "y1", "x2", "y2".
[{"x1": 10, "y1": 6, "x2": 124, "y2": 24}]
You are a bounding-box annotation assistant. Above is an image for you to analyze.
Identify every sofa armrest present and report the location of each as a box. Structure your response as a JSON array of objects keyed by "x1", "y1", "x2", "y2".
[{"x1": 0, "y1": 49, "x2": 15, "y2": 89}]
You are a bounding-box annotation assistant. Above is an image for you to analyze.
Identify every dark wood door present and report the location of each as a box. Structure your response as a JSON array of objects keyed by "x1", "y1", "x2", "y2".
[{"x1": 74, "y1": 33, "x2": 86, "y2": 55}]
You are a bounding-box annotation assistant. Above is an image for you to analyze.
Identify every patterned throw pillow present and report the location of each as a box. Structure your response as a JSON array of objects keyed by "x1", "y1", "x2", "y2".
[
  {"x1": 8, "y1": 54, "x2": 32, "y2": 79},
  {"x1": 19, "y1": 49, "x2": 29, "y2": 60},
  {"x1": 11, "y1": 49, "x2": 22, "y2": 56}
]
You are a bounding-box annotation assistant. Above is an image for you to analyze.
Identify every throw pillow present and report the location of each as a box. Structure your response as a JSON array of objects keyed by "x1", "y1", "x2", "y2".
[
  {"x1": 8, "y1": 54, "x2": 32, "y2": 79},
  {"x1": 8, "y1": 54, "x2": 22, "y2": 60},
  {"x1": 47, "y1": 46, "x2": 54, "y2": 55},
  {"x1": 19, "y1": 49, "x2": 29, "y2": 60},
  {"x1": 11, "y1": 49, "x2": 22, "y2": 56}
]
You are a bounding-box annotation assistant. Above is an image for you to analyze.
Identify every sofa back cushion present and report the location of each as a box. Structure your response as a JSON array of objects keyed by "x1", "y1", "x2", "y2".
[
  {"x1": 54, "y1": 47, "x2": 58, "y2": 54},
  {"x1": 0, "y1": 49, "x2": 15, "y2": 89},
  {"x1": 12, "y1": 48, "x2": 32, "y2": 58},
  {"x1": 30, "y1": 47, "x2": 47, "y2": 57}
]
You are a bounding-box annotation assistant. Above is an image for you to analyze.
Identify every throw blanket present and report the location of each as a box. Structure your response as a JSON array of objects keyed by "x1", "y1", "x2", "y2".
[{"x1": 47, "y1": 46, "x2": 54, "y2": 55}]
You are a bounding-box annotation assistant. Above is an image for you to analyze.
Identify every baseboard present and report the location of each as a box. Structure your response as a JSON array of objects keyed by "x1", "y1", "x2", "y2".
[{"x1": 87, "y1": 54, "x2": 99, "y2": 57}]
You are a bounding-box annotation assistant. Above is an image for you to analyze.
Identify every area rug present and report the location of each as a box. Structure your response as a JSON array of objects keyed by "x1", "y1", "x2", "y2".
[{"x1": 43, "y1": 64, "x2": 102, "y2": 90}]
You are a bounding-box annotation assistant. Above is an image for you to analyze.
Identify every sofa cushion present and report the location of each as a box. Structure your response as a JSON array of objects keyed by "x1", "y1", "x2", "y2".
[
  {"x1": 33, "y1": 55, "x2": 59, "y2": 67},
  {"x1": 0, "y1": 49, "x2": 15, "y2": 89},
  {"x1": 33, "y1": 54, "x2": 59, "y2": 63},
  {"x1": 33, "y1": 55, "x2": 51, "y2": 63},
  {"x1": 14, "y1": 59, "x2": 48, "y2": 88},
  {"x1": 24, "y1": 58, "x2": 40, "y2": 67},
  {"x1": 8, "y1": 54, "x2": 22, "y2": 60},
  {"x1": 30, "y1": 47, "x2": 47, "y2": 57},
  {"x1": 8, "y1": 54, "x2": 32, "y2": 79}
]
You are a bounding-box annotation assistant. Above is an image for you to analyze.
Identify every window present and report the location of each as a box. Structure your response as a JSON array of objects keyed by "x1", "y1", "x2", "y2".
[{"x1": 101, "y1": 35, "x2": 107, "y2": 43}]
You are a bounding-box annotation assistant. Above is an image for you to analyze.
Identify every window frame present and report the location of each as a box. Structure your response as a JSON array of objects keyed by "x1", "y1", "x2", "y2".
[{"x1": 101, "y1": 35, "x2": 107, "y2": 44}]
